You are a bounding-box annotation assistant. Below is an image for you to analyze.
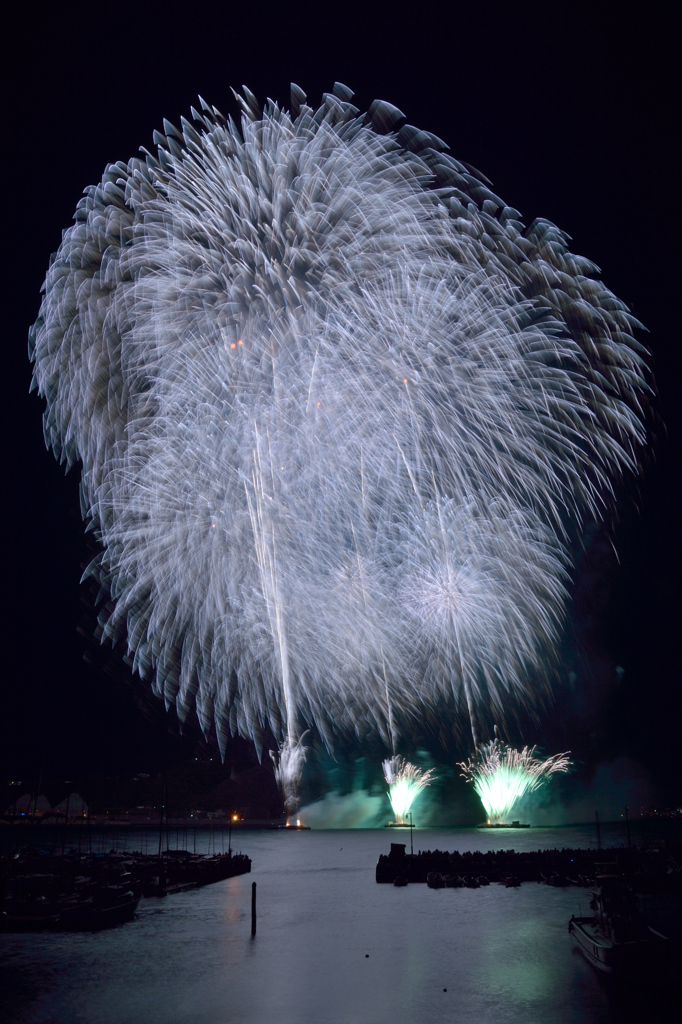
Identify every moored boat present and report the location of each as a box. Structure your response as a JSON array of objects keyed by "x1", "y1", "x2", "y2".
[
  {"x1": 1, "y1": 899, "x2": 61, "y2": 930},
  {"x1": 462, "y1": 875, "x2": 480, "y2": 888},
  {"x1": 568, "y1": 880, "x2": 675, "y2": 978},
  {"x1": 60, "y1": 890, "x2": 141, "y2": 930}
]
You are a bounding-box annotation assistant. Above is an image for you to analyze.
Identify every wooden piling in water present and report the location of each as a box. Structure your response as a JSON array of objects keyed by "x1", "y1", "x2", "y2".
[{"x1": 251, "y1": 881, "x2": 257, "y2": 936}]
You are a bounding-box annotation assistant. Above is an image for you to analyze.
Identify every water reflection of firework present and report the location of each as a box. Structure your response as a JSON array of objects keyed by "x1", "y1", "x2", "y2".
[
  {"x1": 382, "y1": 756, "x2": 436, "y2": 824},
  {"x1": 458, "y1": 739, "x2": 571, "y2": 822}
]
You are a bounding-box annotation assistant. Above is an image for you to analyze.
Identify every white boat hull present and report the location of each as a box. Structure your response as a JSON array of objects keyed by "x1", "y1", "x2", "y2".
[
  {"x1": 569, "y1": 916, "x2": 673, "y2": 977},
  {"x1": 569, "y1": 917, "x2": 617, "y2": 973}
]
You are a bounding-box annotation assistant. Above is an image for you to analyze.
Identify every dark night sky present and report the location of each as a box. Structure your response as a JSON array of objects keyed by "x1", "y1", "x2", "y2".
[{"x1": 2, "y1": 3, "x2": 680, "y2": 802}]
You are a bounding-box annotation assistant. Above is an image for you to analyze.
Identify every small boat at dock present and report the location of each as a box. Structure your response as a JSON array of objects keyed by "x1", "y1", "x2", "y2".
[
  {"x1": 1, "y1": 848, "x2": 252, "y2": 929},
  {"x1": 59, "y1": 889, "x2": 141, "y2": 930}
]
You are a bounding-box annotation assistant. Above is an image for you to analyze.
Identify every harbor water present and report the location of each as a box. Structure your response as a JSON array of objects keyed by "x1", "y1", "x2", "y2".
[{"x1": 1, "y1": 824, "x2": 678, "y2": 1024}]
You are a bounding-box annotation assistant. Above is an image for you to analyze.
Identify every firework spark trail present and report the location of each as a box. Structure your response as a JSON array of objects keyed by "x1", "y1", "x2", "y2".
[
  {"x1": 382, "y1": 756, "x2": 437, "y2": 824},
  {"x1": 458, "y1": 739, "x2": 572, "y2": 821},
  {"x1": 399, "y1": 498, "x2": 568, "y2": 745},
  {"x1": 270, "y1": 733, "x2": 309, "y2": 815},
  {"x1": 30, "y1": 83, "x2": 649, "y2": 768}
]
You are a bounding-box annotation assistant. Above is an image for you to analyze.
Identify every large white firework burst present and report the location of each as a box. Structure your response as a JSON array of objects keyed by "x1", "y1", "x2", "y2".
[{"x1": 30, "y1": 82, "x2": 649, "y2": 756}]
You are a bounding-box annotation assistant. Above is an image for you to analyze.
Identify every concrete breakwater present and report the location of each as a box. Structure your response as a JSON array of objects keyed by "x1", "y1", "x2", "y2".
[{"x1": 376, "y1": 842, "x2": 681, "y2": 891}]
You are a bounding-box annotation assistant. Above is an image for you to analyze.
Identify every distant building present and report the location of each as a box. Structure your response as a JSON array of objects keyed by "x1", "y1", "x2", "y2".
[
  {"x1": 4, "y1": 792, "x2": 51, "y2": 818},
  {"x1": 53, "y1": 793, "x2": 88, "y2": 818}
]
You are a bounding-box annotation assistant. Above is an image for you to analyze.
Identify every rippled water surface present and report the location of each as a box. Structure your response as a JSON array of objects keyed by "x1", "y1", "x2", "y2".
[{"x1": 1, "y1": 825, "x2": 676, "y2": 1024}]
